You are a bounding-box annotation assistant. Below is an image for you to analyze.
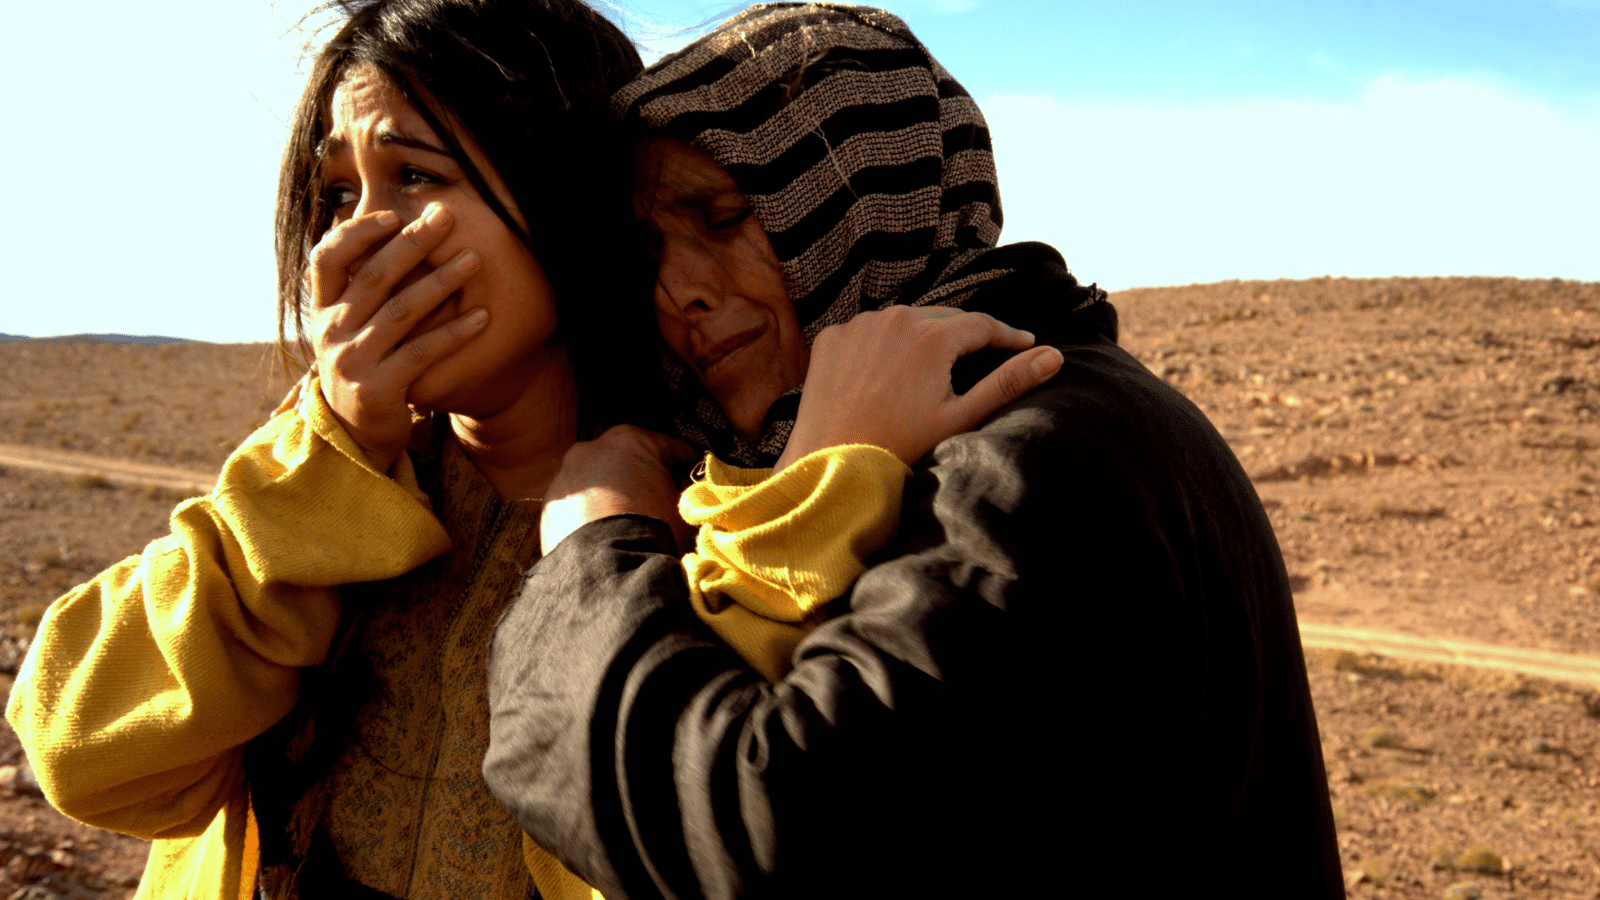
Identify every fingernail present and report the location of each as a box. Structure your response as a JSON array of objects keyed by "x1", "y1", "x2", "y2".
[
  {"x1": 424, "y1": 204, "x2": 449, "y2": 226},
  {"x1": 456, "y1": 249, "x2": 480, "y2": 272},
  {"x1": 466, "y1": 307, "x2": 488, "y2": 326},
  {"x1": 376, "y1": 210, "x2": 400, "y2": 228},
  {"x1": 1019, "y1": 330, "x2": 1036, "y2": 343},
  {"x1": 1031, "y1": 347, "x2": 1063, "y2": 378}
]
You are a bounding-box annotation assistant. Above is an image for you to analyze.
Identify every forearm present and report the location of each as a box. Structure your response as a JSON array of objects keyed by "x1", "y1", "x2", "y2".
[
  {"x1": 6, "y1": 525, "x2": 333, "y2": 838},
  {"x1": 486, "y1": 514, "x2": 1031, "y2": 899}
]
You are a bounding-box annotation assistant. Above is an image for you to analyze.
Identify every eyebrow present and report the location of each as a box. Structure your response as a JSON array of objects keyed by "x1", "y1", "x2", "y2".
[
  {"x1": 318, "y1": 126, "x2": 453, "y2": 161},
  {"x1": 671, "y1": 184, "x2": 747, "y2": 210}
]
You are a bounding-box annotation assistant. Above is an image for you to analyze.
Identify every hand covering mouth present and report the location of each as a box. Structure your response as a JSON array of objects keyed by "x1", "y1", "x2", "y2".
[{"x1": 398, "y1": 275, "x2": 465, "y2": 346}]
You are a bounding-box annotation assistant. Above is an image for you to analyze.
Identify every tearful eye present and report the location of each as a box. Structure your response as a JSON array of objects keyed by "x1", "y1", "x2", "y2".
[
  {"x1": 707, "y1": 206, "x2": 753, "y2": 233},
  {"x1": 323, "y1": 184, "x2": 359, "y2": 210},
  {"x1": 400, "y1": 167, "x2": 442, "y2": 188}
]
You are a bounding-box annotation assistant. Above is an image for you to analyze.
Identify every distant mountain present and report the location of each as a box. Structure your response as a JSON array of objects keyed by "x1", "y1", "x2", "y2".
[{"x1": 3, "y1": 333, "x2": 195, "y2": 345}]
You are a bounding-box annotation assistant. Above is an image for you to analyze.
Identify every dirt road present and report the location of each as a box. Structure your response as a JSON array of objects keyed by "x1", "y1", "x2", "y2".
[
  {"x1": 8, "y1": 442, "x2": 1599, "y2": 693},
  {"x1": 0, "y1": 443, "x2": 214, "y2": 495}
]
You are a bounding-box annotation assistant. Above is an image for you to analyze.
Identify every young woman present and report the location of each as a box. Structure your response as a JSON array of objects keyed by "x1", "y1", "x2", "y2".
[
  {"x1": 486, "y1": 4, "x2": 1345, "y2": 899},
  {"x1": 6, "y1": 1, "x2": 646, "y2": 897}
]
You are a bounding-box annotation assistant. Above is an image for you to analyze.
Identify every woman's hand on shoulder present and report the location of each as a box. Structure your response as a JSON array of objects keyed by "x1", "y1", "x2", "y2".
[
  {"x1": 307, "y1": 204, "x2": 488, "y2": 473},
  {"x1": 539, "y1": 425, "x2": 701, "y2": 556},
  {"x1": 775, "y1": 306, "x2": 1064, "y2": 472}
]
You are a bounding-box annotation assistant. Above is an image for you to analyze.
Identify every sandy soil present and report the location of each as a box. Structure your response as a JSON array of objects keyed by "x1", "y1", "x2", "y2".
[{"x1": 2, "y1": 275, "x2": 1599, "y2": 897}]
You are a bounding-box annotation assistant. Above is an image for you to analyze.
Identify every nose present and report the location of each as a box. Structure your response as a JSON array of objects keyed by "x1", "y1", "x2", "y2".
[
  {"x1": 345, "y1": 185, "x2": 424, "y2": 276},
  {"x1": 351, "y1": 185, "x2": 410, "y2": 227},
  {"x1": 654, "y1": 235, "x2": 726, "y2": 321}
]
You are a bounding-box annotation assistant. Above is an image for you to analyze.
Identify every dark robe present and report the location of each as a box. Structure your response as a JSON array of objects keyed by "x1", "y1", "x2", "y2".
[{"x1": 484, "y1": 252, "x2": 1345, "y2": 899}]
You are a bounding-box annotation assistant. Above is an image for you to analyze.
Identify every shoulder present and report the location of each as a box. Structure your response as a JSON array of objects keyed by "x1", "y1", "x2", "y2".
[
  {"x1": 940, "y1": 337, "x2": 1241, "y2": 494},
  {"x1": 902, "y1": 336, "x2": 1279, "y2": 589}
]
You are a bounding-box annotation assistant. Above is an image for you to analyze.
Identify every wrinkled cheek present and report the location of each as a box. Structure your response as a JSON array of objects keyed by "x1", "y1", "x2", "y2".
[{"x1": 653, "y1": 310, "x2": 693, "y2": 365}]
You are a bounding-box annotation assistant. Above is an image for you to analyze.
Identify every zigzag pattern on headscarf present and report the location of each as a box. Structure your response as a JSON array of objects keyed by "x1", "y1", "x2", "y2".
[{"x1": 618, "y1": 2, "x2": 1109, "y2": 466}]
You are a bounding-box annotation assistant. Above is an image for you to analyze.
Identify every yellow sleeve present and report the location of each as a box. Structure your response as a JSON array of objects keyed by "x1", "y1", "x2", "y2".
[
  {"x1": 521, "y1": 833, "x2": 605, "y2": 900},
  {"x1": 679, "y1": 445, "x2": 910, "y2": 681},
  {"x1": 4, "y1": 374, "x2": 452, "y2": 841}
]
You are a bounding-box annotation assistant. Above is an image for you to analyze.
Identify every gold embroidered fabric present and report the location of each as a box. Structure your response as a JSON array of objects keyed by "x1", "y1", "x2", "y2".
[{"x1": 279, "y1": 440, "x2": 543, "y2": 899}]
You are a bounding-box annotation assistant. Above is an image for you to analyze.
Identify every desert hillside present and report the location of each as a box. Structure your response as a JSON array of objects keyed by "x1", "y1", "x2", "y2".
[{"x1": 2, "y1": 275, "x2": 1599, "y2": 898}]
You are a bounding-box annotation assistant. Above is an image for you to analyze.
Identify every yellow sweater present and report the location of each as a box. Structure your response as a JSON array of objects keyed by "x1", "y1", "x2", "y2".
[
  {"x1": 680, "y1": 447, "x2": 912, "y2": 681},
  {"x1": 5, "y1": 370, "x2": 906, "y2": 899},
  {"x1": 5, "y1": 375, "x2": 453, "y2": 898}
]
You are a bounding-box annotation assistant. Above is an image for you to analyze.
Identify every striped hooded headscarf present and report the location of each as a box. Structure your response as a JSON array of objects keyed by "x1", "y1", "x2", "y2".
[{"x1": 617, "y1": 2, "x2": 1114, "y2": 465}]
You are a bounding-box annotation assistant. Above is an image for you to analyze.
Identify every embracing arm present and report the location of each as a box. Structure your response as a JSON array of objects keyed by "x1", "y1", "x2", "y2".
[
  {"x1": 4, "y1": 376, "x2": 449, "y2": 839},
  {"x1": 485, "y1": 346, "x2": 1344, "y2": 899},
  {"x1": 487, "y1": 425, "x2": 1080, "y2": 898},
  {"x1": 487, "y1": 359, "x2": 1138, "y2": 899}
]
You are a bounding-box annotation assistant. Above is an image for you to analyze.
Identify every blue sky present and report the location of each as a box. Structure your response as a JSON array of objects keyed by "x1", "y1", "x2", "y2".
[{"x1": 2, "y1": 1, "x2": 1595, "y2": 342}]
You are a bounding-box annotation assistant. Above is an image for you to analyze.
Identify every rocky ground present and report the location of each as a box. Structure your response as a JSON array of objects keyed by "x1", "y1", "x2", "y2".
[{"x1": 2, "y1": 276, "x2": 1599, "y2": 898}]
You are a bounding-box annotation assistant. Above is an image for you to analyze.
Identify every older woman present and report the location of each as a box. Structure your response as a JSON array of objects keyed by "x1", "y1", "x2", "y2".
[{"x1": 485, "y1": 4, "x2": 1344, "y2": 899}]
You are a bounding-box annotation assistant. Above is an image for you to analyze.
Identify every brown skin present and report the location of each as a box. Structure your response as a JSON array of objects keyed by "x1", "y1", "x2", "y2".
[
  {"x1": 538, "y1": 137, "x2": 1063, "y2": 555},
  {"x1": 639, "y1": 138, "x2": 811, "y2": 445},
  {"x1": 307, "y1": 66, "x2": 577, "y2": 500}
]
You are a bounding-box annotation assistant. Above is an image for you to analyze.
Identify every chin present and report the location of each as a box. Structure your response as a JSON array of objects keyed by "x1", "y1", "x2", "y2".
[
  {"x1": 406, "y1": 353, "x2": 486, "y2": 414},
  {"x1": 718, "y1": 392, "x2": 780, "y2": 445}
]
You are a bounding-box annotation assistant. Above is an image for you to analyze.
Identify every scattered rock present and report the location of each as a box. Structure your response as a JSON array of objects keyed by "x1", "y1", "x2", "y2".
[
  {"x1": 4, "y1": 872, "x2": 100, "y2": 900},
  {"x1": 1442, "y1": 884, "x2": 1482, "y2": 900},
  {"x1": 0, "y1": 764, "x2": 41, "y2": 798},
  {"x1": 1251, "y1": 450, "x2": 1457, "y2": 483}
]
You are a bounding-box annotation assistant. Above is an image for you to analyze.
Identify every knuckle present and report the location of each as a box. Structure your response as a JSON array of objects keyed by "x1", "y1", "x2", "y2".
[
  {"x1": 309, "y1": 232, "x2": 343, "y2": 267},
  {"x1": 1000, "y1": 369, "x2": 1028, "y2": 403},
  {"x1": 352, "y1": 260, "x2": 387, "y2": 291},
  {"x1": 401, "y1": 337, "x2": 433, "y2": 368},
  {"x1": 326, "y1": 346, "x2": 357, "y2": 375},
  {"x1": 379, "y1": 294, "x2": 414, "y2": 326},
  {"x1": 396, "y1": 225, "x2": 429, "y2": 254},
  {"x1": 912, "y1": 322, "x2": 946, "y2": 348}
]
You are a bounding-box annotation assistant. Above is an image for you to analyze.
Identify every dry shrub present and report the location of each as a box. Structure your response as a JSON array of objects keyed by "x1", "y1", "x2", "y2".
[
  {"x1": 1359, "y1": 727, "x2": 1402, "y2": 749},
  {"x1": 1328, "y1": 649, "x2": 1361, "y2": 672},
  {"x1": 1368, "y1": 780, "x2": 1435, "y2": 804},
  {"x1": 1453, "y1": 844, "x2": 1505, "y2": 875},
  {"x1": 74, "y1": 473, "x2": 114, "y2": 491}
]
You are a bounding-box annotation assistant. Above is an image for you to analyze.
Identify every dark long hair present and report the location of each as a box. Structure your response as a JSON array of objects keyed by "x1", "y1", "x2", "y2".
[{"x1": 274, "y1": 0, "x2": 654, "y2": 428}]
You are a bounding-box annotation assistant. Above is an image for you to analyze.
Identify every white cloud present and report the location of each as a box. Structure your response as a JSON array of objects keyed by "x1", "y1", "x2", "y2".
[{"x1": 983, "y1": 76, "x2": 1600, "y2": 290}]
